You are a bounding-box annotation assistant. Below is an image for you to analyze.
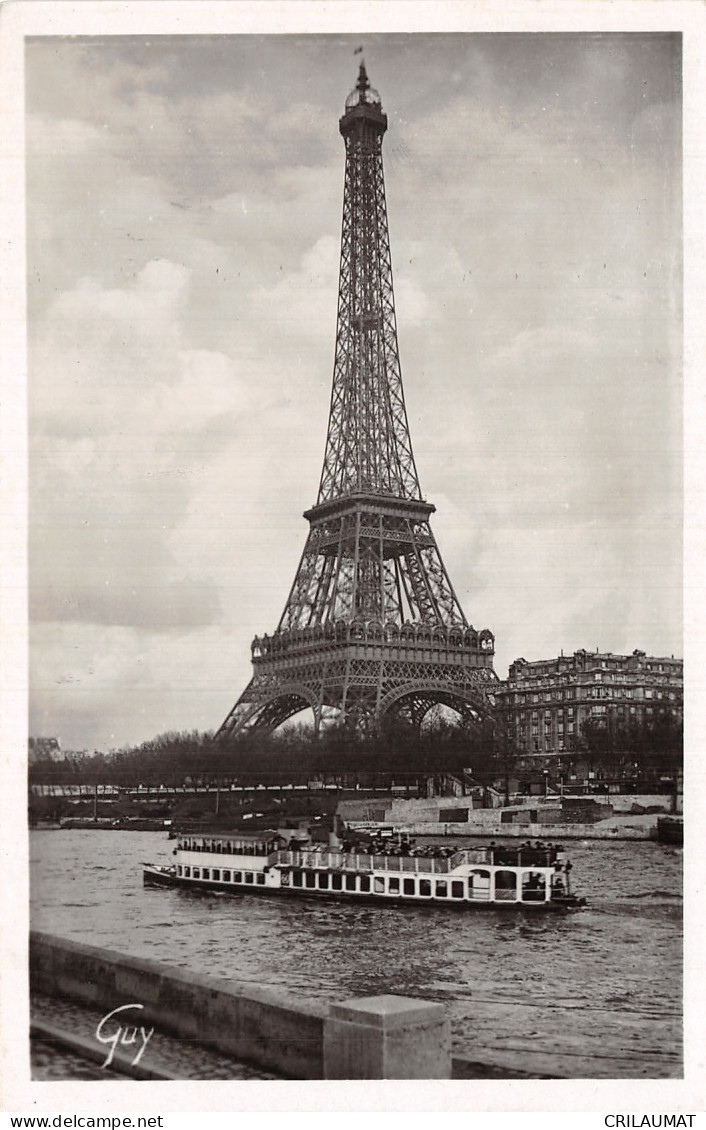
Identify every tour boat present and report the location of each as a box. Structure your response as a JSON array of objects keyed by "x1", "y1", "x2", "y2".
[{"x1": 143, "y1": 834, "x2": 585, "y2": 911}]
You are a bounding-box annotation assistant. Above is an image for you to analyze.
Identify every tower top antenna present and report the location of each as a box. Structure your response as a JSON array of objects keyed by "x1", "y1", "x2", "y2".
[{"x1": 345, "y1": 62, "x2": 382, "y2": 111}]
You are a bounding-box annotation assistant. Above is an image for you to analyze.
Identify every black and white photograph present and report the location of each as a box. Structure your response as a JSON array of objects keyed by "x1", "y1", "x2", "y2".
[{"x1": 1, "y1": 0, "x2": 702, "y2": 1116}]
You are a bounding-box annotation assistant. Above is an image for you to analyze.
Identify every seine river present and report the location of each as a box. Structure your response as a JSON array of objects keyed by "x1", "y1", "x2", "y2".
[{"x1": 29, "y1": 830, "x2": 682, "y2": 1079}]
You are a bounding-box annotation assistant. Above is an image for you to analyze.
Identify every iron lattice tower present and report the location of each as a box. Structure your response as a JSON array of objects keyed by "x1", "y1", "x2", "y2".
[{"x1": 217, "y1": 64, "x2": 497, "y2": 740}]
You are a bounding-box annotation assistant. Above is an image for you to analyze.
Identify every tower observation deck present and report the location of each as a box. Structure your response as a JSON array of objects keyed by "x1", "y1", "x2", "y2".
[{"x1": 217, "y1": 63, "x2": 497, "y2": 739}]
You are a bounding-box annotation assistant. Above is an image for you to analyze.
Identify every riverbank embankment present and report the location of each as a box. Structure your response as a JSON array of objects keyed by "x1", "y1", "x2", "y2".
[{"x1": 339, "y1": 795, "x2": 677, "y2": 840}]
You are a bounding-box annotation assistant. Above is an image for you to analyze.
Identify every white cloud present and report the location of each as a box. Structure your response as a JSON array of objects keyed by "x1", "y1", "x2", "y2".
[{"x1": 30, "y1": 260, "x2": 250, "y2": 634}]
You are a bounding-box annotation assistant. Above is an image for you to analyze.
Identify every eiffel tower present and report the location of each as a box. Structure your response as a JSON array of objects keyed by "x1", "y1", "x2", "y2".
[{"x1": 217, "y1": 63, "x2": 498, "y2": 740}]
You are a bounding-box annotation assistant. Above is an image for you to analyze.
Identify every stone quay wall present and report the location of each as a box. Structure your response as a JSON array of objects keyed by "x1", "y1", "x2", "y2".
[
  {"x1": 397, "y1": 819, "x2": 658, "y2": 840},
  {"x1": 340, "y1": 795, "x2": 667, "y2": 840},
  {"x1": 30, "y1": 931, "x2": 326, "y2": 1079}
]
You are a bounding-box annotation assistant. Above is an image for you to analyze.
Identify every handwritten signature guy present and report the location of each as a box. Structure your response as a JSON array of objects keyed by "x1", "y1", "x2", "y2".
[{"x1": 95, "y1": 1003, "x2": 155, "y2": 1069}]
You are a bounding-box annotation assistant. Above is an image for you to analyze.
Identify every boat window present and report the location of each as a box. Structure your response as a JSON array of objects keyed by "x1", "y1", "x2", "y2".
[
  {"x1": 211, "y1": 869, "x2": 220, "y2": 881},
  {"x1": 177, "y1": 866, "x2": 182, "y2": 876},
  {"x1": 256, "y1": 873, "x2": 265, "y2": 885},
  {"x1": 281, "y1": 871, "x2": 290, "y2": 886},
  {"x1": 469, "y1": 869, "x2": 490, "y2": 899},
  {"x1": 222, "y1": 870, "x2": 231, "y2": 882},
  {"x1": 374, "y1": 876, "x2": 384, "y2": 894},
  {"x1": 202, "y1": 869, "x2": 210, "y2": 880},
  {"x1": 494, "y1": 870, "x2": 517, "y2": 900},
  {"x1": 318, "y1": 872, "x2": 330, "y2": 889},
  {"x1": 292, "y1": 871, "x2": 303, "y2": 887},
  {"x1": 403, "y1": 878, "x2": 415, "y2": 896},
  {"x1": 435, "y1": 880, "x2": 447, "y2": 898},
  {"x1": 332, "y1": 873, "x2": 343, "y2": 890},
  {"x1": 245, "y1": 872, "x2": 254, "y2": 884},
  {"x1": 345, "y1": 874, "x2": 356, "y2": 891},
  {"x1": 388, "y1": 877, "x2": 400, "y2": 894},
  {"x1": 233, "y1": 871, "x2": 242, "y2": 883},
  {"x1": 419, "y1": 879, "x2": 431, "y2": 897},
  {"x1": 184, "y1": 867, "x2": 191, "y2": 877},
  {"x1": 359, "y1": 875, "x2": 371, "y2": 893},
  {"x1": 522, "y1": 871, "x2": 547, "y2": 901},
  {"x1": 193, "y1": 868, "x2": 200, "y2": 879},
  {"x1": 305, "y1": 871, "x2": 316, "y2": 888},
  {"x1": 451, "y1": 881, "x2": 464, "y2": 899}
]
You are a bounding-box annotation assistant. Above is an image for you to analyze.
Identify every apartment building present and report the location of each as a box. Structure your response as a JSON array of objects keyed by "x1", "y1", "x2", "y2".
[{"x1": 498, "y1": 649, "x2": 683, "y2": 758}]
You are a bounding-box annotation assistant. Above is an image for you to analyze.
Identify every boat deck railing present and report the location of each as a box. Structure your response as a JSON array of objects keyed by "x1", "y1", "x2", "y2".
[{"x1": 270, "y1": 847, "x2": 561, "y2": 872}]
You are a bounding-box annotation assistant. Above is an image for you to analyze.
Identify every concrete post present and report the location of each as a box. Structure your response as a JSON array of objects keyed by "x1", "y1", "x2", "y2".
[{"x1": 323, "y1": 994, "x2": 451, "y2": 1079}]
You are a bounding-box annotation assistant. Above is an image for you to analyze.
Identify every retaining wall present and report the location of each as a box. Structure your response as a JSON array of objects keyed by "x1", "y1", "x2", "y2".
[
  {"x1": 30, "y1": 931, "x2": 326, "y2": 1079},
  {"x1": 340, "y1": 795, "x2": 673, "y2": 834},
  {"x1": 391, "y1": 819, "x2": 658, "y2": 840}
]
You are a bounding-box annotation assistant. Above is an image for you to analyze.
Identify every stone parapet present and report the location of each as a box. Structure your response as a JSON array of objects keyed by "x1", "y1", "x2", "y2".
[{"x1": 30, "y1": 932, "x2": 325, "y2": 1079}]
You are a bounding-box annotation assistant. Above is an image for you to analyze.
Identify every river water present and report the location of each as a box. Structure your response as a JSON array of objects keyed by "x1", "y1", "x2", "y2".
[{"x1": 29, "y1": 830, "x2": 682, "y2": 1079}]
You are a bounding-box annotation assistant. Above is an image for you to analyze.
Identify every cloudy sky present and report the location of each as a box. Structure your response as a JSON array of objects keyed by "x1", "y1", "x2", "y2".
[{"x1": 26, "y1": 32, "x2": 682, "y2": 751}]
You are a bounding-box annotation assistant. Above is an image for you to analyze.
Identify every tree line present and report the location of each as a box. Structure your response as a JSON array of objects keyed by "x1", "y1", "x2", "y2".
[{"x1": 27, "y1": 708, "x2": 682, "y2": 787}]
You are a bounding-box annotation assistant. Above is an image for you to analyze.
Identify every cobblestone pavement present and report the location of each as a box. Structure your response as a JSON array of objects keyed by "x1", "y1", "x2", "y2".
[{"x1": 31, "y1": 994, "x2": 284, "y2": 1080}]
